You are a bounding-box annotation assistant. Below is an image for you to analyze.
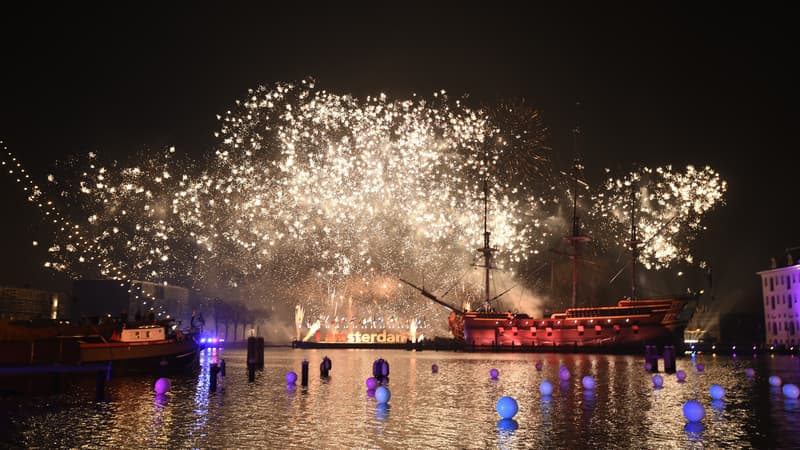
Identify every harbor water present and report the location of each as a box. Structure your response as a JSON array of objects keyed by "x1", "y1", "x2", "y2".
[{"x1": 2, "y1": 347, "x2": 799, "y2": 448}]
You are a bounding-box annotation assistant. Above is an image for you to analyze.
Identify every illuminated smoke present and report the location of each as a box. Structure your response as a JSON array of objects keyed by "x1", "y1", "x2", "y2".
[
  {"x1": 302, "y1": 319, "x2": 321, "y2": 342},
  {"x1": 295, "y1": 304, "x2": 304, "y2": 341}
]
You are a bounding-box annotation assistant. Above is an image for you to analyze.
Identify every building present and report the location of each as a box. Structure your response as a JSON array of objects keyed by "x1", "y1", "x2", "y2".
[
  {"x1": 0, "y1": 285, "x2": 68, "y2": 320},
  {"x1": 72, "y1": 279, "x2": 191, "y2": 325},
  {"x1": 756, "y1": 250, "x2": 800, "y2": 347}
]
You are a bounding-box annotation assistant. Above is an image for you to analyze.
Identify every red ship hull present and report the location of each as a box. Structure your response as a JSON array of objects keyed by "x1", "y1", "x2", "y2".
[{"x1": 449, "y1": 295, "x2": 696, "y2": 350}]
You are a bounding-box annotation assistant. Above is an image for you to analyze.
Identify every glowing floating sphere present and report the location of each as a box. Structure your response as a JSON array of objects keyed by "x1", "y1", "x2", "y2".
[
  {"x1": 286, "y1": 371, "x2": 297, "y2": 385},
  {"x1": 709, "y1": 384, "x2": 725, "y2": 400},
  {"x1": 696, "y1": 363, "x2": 705, "y2": 372},
  {"x1": 431, "y1": 364, "x2": 439, "y2": 373},
  {"x1": 644, "y1": 362, "x2": 652, "y2": 372},
  {"x1": 154, "y1": 377, "x2": 171, "y2": 394},
  {"x1": 581, "y1": 375, "x2": 595, "y2": 390},
  {"x1": 366, "y1": 377, "x2": 378, "y2": 389},
  {"x1": 559, "y1": 369, "x2": 571, "y2": 381},
  {"x1": 783, "y1": 384, "x2": 800, "y2": 399},
  {"x1": 652, "y1": 374, "x2": 664, "y2": 388},
  {"x1": 540, "y1": 380, "x2": 554, "y2": 396},
  {"x1": 683, "y1": 400, "x2": 705, "y2": 422},
  {"x1": 744, "y1": 368, "x2": 756, "y2": 377},
  {"x1": 676, "y1": 370, "x2": 687, "y2": 382},
  {"x1": 375, "y1": 386, "x2": 391, "y2": 404},
  {"x1": 495, "y1": 396, "x2": 518, "y2": 419},
  {"x1": 769, "y1": 375, "x2": 783, "y2": 387},
  {"x1": 534, "y1": 361, "x2": 543, "y2": 371},
  {"x1": 490, "y1": 368, "x2": 499, "y2": 379}
]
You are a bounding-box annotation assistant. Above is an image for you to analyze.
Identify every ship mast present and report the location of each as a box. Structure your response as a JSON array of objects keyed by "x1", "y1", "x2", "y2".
[
  {"x1": 562, "y1": 106, "x2": 590, "y2": 308},
  {"x1": 478, "y1": 150, "x2": 497, "y2": 313},
  {"x1": 564, "y1": 157, "x2": 591, "y2": 308},
  {"x1": 628, "y1": 180, "x2": 639, "y2": 300}
]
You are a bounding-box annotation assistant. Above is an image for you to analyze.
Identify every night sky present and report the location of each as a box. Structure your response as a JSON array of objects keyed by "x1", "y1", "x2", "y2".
[{"x1": 1, "y1": 4, "x2": 796, "y2": 315}]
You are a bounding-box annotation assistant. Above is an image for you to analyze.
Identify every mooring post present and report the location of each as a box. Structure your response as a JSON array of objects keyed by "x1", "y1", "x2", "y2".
[
  {"x1": 301, "y1": 359, "x2": 309, "y2": 387},
  {"x1": 645, "y1": 345, "x2": 660, "y2": 373},
  {"x1": 663, "y1": 345, "x2": 676, "y2": 373},
  {"x1": 246, "y1": 336, "x2": 257, "y2": 379},
  {"x1": 320, "y1": 356, "x2": 331, "y2": 377}
]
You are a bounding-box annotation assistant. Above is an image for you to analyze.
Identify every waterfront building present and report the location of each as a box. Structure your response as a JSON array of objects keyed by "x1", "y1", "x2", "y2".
[
  {"x1": 72, "y1": 279, "x2": 190, "y2": 325},
  {"x1": 0, "y1": 285, "x2": 67, "y2": 320},
  {"x1": 757, "y1": 249, "x2": 800, "y2": 347}
]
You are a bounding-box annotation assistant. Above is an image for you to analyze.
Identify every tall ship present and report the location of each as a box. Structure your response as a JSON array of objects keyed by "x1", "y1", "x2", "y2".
[{"x1": 402, "y1": 152, "x2": 701, "y2": 352}]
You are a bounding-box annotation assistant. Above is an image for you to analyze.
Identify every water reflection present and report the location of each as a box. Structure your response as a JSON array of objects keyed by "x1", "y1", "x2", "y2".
[{"x1": 4, "y1": 350, "x2": 800, "y2": 448}]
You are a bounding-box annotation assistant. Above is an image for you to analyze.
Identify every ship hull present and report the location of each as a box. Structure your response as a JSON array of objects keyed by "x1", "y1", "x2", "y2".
[
  {"x1": 452, "y1": 296, "x2": 696, "y2": 352},
  {"x1": 80, "y1": 338, "x2": 201, "y2": 372}
]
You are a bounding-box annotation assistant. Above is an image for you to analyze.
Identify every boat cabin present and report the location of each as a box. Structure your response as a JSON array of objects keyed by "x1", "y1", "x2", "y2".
[{"x1": 117, "y1": 325, "x2": 166, "y2": 342}]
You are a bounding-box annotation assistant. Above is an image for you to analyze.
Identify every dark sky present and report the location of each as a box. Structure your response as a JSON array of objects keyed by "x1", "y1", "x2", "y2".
[{"x1": 1, "y1": 4, "x2": 797, "y2": 313}]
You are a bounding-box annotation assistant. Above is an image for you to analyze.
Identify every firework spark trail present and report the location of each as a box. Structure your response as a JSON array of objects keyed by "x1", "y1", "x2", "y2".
[
  {"x1": 1, "y1": 82, "x2": 727, "y2": 333},
  {"x1": 589, "y1": 165, "x2": 727, "y2": 270}
]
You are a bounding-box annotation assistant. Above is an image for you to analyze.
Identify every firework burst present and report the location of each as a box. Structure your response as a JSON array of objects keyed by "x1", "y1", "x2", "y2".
[
  {"x1": 589, "y1": 165, "x2": 727, "y2": 270},
  {"x1": 1, "y1": 81, "x2": 727, "y2": 333}
]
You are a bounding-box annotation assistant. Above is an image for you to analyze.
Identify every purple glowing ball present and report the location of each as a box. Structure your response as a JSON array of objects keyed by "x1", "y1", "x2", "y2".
[
  {"x1": 676, "y1": 370, "x2": 687, "y2": 382},
  {"x1": 683, "y1": 400, "x2": 705, "y2": 422},
  {"x1": 154, "y1": 377, "x2": 171, "y2": 395},
  {"x1": 769, "y1": 375, "x2": 783, "y2": 387},
  {"x1": 366, "y1": 377, "x2": 378, "y2": 389},
  {"x1": 286, "y1": 371, "x2": 297, "y2": 384},
  {"x1": 559, "y1": 368, "x2": 571, "y2": 381},
  {"x1": 709, "y1": 384, "x2": 725, "y2": 400},
  {"x1": 744, "y1": 368, "x2": 756, "y2": 377},
  {"x1": 490, "y1": 368, "x2": 499, "y2": 379},
  {"x1": 644, "y1": 362, "x2": 653, "y2": 372},
  {"x1": 534, "y1": 361, "x2": 543, "y2": 371},
  {"x1": 652, "y1": 374, "x2": 664, "y2": 388},
  {"x1": 375, "y1": 386, "x2": 391, "y2": 404},
  {"x1": 431, "y1": 364, "x2": 439, "y2": 373},
  {"x1": 783, "y1": 384, "x2": 800, "y2": 399},
  {"x1": 540, "y1": 380, "x2": 554, "y2": 396},
  {"x1": 696, "y1": 363, "x2": 705, "y2": 372},
  {"x1": 581, "y1": 375, "x2": 595, "y2": 390}
]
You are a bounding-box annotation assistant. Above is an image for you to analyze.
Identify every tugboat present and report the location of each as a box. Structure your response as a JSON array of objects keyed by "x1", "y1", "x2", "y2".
[
  {"x1": 402, "y1": 155, "x2": 701, "y2": 352},
  {"x1": 79, "y1": 319, "x2": 202, "y2": 371}
]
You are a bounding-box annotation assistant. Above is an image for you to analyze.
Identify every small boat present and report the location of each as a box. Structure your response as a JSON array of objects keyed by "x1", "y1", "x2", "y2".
[{"x1": 79, "y1": 320, "x2": 202, "y2": 372}]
